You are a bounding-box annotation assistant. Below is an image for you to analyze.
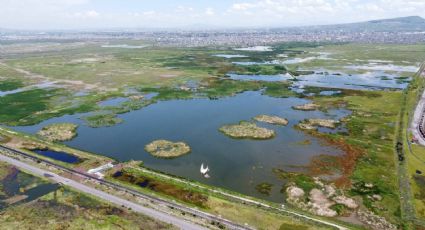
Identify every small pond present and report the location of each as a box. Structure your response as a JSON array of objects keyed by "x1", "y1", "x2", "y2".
[
  {"x1": 0, "y1": 167, "x2": 59, "y2": 210},
  {"x1": 33, "y1": 149, "x2": 81, "y2": 164}
]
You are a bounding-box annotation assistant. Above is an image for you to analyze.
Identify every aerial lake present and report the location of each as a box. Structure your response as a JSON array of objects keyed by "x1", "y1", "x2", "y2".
[
  {"x1": 228, "y1": 70, "x2": 410, "y2": 90},
  {"x1": 13, "y1": 91, "x2": 349, "y2": 202}
]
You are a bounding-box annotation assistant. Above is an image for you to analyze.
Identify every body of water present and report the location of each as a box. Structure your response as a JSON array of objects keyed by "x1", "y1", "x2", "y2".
[
  {"x1": 213, "y1": 54, "x2": 249, "y2": 58},
  {"x1": 228, "y1": 71, "x2": 410, "y2": 90},
  {"x1": 227, "y1": 73, "x2": 293, "y2": 82},
  {"x1": 13, "y1": 91, "x2": 349, "y2": 202},
  {"x1": 33, "y1": 149, "x2": 81, "y2": 164},
  {"x1": 0, "y1": 168, "x2": 58, "y2": 209}
]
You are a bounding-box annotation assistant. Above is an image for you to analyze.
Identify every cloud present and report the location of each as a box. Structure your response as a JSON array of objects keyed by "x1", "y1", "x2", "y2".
[
  {"x1": 1, "y1": 0, "x2": 90, "y2": 9},
  {"x1": 176, "y1": 6, "x2": 194, "y2": 13},
  {"x1": 205, "y1": 8, "x2": 215, "y2": 16},
  {"x1": 0, "y1": 0, "x2": 424, "y2": 29},
  {"x1": 72, "y1": 10, "x2": 99, "y2": 18},
  {"x1": 228, "y1": 0, "x2": 425, "y2": 26},
  {"x1": 143, "y1": 11, "x2": 156, "y2": 16},
  {"x1": 232, "y1": 3, "x2": 256, "y2": 11}
]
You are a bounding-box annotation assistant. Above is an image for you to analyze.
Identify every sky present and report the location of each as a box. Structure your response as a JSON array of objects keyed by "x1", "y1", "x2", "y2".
[{"x1": 1, "y1": 0, "x2": 425, "y2": 30}]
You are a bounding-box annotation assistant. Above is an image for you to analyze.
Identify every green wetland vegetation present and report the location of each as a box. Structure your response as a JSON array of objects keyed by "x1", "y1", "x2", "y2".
[
  {"x1": 0, "y1": 80, "x2": 24, "y2": 91},
  {"x1": 0, "y1": 40, "x2": 424, "y2": 229}
]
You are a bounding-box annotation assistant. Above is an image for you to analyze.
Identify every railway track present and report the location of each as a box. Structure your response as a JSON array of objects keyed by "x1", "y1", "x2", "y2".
[{"x1": 0, "y1": 145, "x2": 250, "y2": 230}]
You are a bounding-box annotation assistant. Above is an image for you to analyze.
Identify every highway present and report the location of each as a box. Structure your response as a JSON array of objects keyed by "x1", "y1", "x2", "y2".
[
  {"x1": 0, "y1": 153, "x2": 207, "y2": 230},
  {"x1": 0, "y1": 145, "x2": 250, "y2": 230},
  {"x1": 411, "y1": 63, "x2": 425, "y2": 146}
]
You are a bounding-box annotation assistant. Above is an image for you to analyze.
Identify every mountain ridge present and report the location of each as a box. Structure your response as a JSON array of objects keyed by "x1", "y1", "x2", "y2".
[{"x1": 302, "y1": 16, "x2": 425, "y2": 32}]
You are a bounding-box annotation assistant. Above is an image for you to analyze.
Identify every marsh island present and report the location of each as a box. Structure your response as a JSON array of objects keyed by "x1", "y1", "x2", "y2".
[
  {"x1": 219, "y1": 121, "x2": 275, "y2": 139},
  {"x1": 145, "y1": 140, "x2": 191, "y2": 158},
  {"x1": 37, "y1": 123, "x2": 78, "y2": 142},
  {"x1": 253, "y1": 115, "x2": 288, "y2": 126}
]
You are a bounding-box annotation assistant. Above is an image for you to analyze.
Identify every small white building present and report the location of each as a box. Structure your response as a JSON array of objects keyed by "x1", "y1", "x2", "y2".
[{"x1": 87, "y1": 162, "x2": 114, "y2": 178}]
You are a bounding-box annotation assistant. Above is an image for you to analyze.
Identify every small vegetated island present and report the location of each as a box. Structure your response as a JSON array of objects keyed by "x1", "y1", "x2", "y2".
[
  {"x1": 292, "y1": 103, "x2": 320, "y2": 111},
  {"x1": 297, "y1": 119, "x2": 339, "y2": 130},
  {"x1": 219, "y1": 121, "x2": 275, "y2": 139},
  {"x1": 253, "y1": 115, "x2": 288, "y2": 126},
  {"x1": 37, "y1": 123, "x2": 78, "y2": 142},
  {"x1": 83, "y1": 113, "x2": 123, "y2": 128},
  {"x1": 145, "y1": 140, "x2": 191, "y2": 158}
]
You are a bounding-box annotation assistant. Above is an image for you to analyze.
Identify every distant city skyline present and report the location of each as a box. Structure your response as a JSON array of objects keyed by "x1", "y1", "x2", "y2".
[{"x1": 1, "y1": 0, "x2": 425, "y2": 30}]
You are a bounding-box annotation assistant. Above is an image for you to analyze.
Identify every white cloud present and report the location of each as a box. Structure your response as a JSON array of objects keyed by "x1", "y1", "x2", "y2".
[
  {"x1": 228, "y1": 0, "x2": 425, "y2": 26},
  {"x1": 68, "y1": 10, "x2": 100, "y2": 19},
  {"x1": 176, "y1": 6, "x2": 194, "y2": 13},
  {"x1": 1, "y1": 0, "x2": 89, "y2": 9},
  {"x1": 232, "y1": 3, "x2": 256, "y2": 11},
  {"x1": 0, "y1": 0, "x2": 424, "y2": 29},
  {"x1": 143, "y1": 11, "x2": 156, "y2": 16},
  {"x1": 205, "y1": 8, "x2": 215, "y2": 16}
]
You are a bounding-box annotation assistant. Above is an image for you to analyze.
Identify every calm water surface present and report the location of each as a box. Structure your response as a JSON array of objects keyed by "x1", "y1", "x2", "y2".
[
  {"x1": 0, "y1": 168, "x2": 58, "y2": 209},
  {"x1": 33, "y1": 149, "x2": 81, "y2": 164},
  {"x1": 228, "y1": 71, "x2": 410, "y2": 90},
  {"x1": 13, "y1": 91, "x2": 349, "y2": 202}
]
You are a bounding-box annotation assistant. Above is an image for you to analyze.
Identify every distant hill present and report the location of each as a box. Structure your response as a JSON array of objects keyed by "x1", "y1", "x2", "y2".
[{"x1": 304, "y1": 16, "x2": 425, "y2": 32}]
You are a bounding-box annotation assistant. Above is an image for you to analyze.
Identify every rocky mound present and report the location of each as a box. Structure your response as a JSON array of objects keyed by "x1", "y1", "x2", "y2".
[{"x1": 285, "y1": 178, "x2": 358, "y2": 217}]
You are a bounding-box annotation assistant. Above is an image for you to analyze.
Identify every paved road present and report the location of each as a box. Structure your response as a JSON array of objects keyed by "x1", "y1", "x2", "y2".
[
  {"x1": 411, "y1": 63, "x2": 425, "y2": 146},
  {"x1": 412, "y1": 91, "x2": 425, "y2": 146},
  {"x1": 0, "y1": 154, "x2": 207, "y2": 230}
]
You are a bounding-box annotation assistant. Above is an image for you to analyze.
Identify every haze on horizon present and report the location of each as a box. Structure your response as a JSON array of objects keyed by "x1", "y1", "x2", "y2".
[{"x1": 1, "y1": 0, "x2": 425, "y2": 30}]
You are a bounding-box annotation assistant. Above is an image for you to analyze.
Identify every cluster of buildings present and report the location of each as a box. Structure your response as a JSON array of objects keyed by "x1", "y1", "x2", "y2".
[{"x1": 1, "y1": 29, "x2": 424, "y2": 47}]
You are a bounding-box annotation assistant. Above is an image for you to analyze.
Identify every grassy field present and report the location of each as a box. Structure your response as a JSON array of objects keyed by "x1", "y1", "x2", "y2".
[
  {"x1": 0, "y1": 185, "x2": 176, "y2": 229},
  {"x1": 311, "y1": 89, "x2": 404, "y2": 226}
]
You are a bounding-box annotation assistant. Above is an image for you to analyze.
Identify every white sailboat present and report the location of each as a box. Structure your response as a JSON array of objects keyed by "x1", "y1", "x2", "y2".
[{"x1": 200, "y1": 163, "x2": 210, "y2": 178}]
